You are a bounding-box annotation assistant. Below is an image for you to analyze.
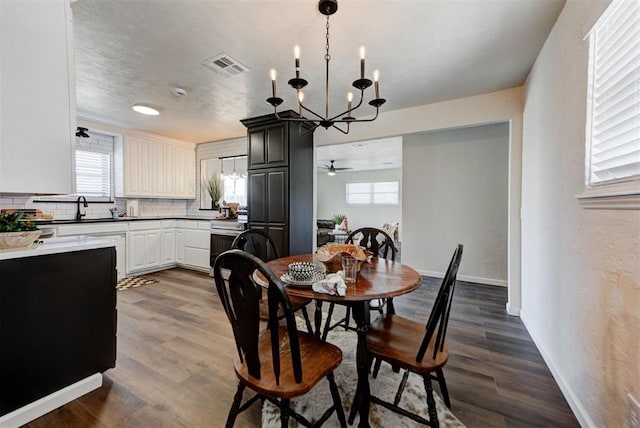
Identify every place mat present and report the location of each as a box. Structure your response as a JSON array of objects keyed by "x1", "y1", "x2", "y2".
[{"x1": 116, "y1": 276, "x2": 159, "y2": 291}]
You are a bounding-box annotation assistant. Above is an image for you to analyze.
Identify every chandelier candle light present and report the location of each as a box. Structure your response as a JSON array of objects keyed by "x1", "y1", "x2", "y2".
[{"x1": 266, "y1": 0, "x2": 386, "y2": 134}]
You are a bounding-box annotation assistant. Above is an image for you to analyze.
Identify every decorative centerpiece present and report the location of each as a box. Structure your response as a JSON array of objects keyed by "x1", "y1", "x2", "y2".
[
  {"x1": 316, "y1": 243, "x2": 371, "y2": 273},
  {"x1": 0, "y1": 212, "x2": 41, "y2": 250},
  {"x1": 205, "y1": 175, "x2": 223, "y2": 210}
]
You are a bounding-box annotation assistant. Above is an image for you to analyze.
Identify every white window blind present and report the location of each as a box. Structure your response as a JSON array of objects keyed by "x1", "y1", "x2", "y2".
[
  {"x1": 346, "y1": 181, "x2": 399, "y2": 205},
  {"x1": 75, "y1": 149, "x2": 112, "y2": 197},
  {"x1": 586, "y1": 0, "x2": 640, "y2": 186}
]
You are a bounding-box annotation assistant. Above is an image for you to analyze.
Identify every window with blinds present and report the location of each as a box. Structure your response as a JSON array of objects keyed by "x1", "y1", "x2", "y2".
[
  {"x1": 586, "y1": 0, "x2": 640, "y2": 186},
  {"x1": 346, "y1": 181, "x2": 399, "y2": 205},
  {"x1": 75, "y1": 149, "x2": 112, "y2": 197}
]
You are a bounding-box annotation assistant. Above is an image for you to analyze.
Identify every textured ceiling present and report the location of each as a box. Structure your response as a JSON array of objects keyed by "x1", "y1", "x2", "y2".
[
  {"x1": 316, "y1": 136, "x2": 402, "y2": 172},
  {"x1": 72, "y1": 0, "x2": 565, "y2": 144}
]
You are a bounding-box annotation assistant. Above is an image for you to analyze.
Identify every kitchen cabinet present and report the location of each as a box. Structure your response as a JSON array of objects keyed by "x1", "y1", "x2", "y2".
[
  {"x1": 176, "y1": 220, "x2": 210, "y2": 272},
  {"x1": 127, "y1": 221, "x2": 163, "y2": 273},
  {"x1": 0, "y1": 0, "x2": 75, "y2": 194},
  {"x1": 248, "y1": 125, "x2": 287, "y2": 169},
  {"x1": 0, "y1": 244, "x2": 116, "y2": 421},
  {"x1": 209, "y1": 234, "x2": 236, "y2": 265},
  {"x1": 114, "y1": 136, "x2": 196, "y2": 199},
  {"x1": 241, "y1": 112, "x2": 314, "y2": 256},
  {"x1": 160, "y1": 220, "x2": 176, "y2": 264},
  {"x1": 175, "y1": 229, "x2": 185, "y2": 264},
  {"x1": 56, "y1": 223, "x2": 127, "y2": 280}
]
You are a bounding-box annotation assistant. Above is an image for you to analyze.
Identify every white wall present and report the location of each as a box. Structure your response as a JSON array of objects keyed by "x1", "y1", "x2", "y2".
[
  {"x1": 315, "y1": 87, "x2": 523, "y2": 312},
  {"x1": 521, "y1": 1, "x2": 639, "y2": 427},
  {"x1": 317, "y1": 168, "x2": 402, "y2": 239},
  {"x1": 403, "y1": 123, "x2": 509, "y2": 285}
]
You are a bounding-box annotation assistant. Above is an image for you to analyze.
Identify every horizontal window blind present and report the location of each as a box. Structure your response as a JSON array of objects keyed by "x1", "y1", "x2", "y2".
[
  {"x1": 587, "y1": 0, "x2": 640, "y2": 185},
  {"x1": 75, "y1": 149, "x2": 112, "y2": 197},
  {"x1": 346, "y1": 181, "x2": 399, "y2": 205}
]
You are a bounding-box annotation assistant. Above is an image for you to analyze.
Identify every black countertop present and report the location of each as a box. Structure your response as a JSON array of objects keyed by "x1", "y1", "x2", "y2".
[{"x1": 36, "y1": 216, "x2": 238, "y2": 225}]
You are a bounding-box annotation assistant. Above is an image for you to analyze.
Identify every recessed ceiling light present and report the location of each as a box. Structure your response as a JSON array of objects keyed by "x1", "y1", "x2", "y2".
[{"x1": 132, "y1": 104, "x2": 160, "y2": 116}]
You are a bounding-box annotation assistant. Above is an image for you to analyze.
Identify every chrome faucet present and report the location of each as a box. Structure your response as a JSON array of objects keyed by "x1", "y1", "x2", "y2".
[{"x1": 76, "y1": 196, "x2": 88, "y2": 221}]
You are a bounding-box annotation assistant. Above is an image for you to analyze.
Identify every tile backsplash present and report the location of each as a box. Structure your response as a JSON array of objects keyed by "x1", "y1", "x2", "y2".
[{"x1": 0, "y1": 195, "x2": 189, "y2": 220}]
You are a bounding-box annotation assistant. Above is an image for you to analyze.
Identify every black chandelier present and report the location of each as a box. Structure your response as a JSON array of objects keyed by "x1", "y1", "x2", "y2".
[{"x1": 266, "y1": 0, "x2": 386, "y2": 135}]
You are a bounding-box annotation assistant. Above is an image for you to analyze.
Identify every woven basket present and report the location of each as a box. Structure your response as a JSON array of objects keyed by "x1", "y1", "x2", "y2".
[{"x1": 316, "y1": 244, "x2": 368, "y2": 273}]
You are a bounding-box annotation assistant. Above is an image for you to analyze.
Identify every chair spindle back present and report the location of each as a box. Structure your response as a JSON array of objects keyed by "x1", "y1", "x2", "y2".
[
  {"x1": 345, "y1": 227, "x2": 396, "y2": 260},
  {"x1": 213, "y1": 249, "x2": 302, "y2": 385},
  {"x1": 231, "y1": 229, "x2": 280, "y2": 262},
  {"x1": 417, "y1": 244, "x2": 463, "y2": 361}
]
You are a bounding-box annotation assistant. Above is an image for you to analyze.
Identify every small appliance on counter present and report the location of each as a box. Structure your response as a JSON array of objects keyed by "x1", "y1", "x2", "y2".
[
  {"x1": 219, "y1": 202, "x2": 240, "y2": 219},
  {"x1": 237, "y1": 206, "x2": 248, "y2": 223},
  {"x1": 125, "y1": 200, "x2": 139, "y2": 217}
]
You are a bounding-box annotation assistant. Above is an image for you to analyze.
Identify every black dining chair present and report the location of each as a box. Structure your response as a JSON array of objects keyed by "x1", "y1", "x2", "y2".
[
  {"x1": 213, "y1": 249, "x2": 347, "y2": 427},
  {"x1": 363, "y1": 244, "x2": 463, "y2": 426},
  {"x1": 232, "y1": 229, "x2": 313, "y2": 333},
  {"x1": 321, "y1": 227, "x2": 397, "y2": 340}
]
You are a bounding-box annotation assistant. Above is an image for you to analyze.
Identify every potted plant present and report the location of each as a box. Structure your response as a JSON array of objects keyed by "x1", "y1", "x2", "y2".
[
  {"x1": 332, "y1": 213, "x2": 346, "y2": 230},
  {"x1": 0, "y1": 211, "x2": 41, "y2": 249},
  {"x1": 205, "y1": 175, "x2": 223, "y2": 210}
]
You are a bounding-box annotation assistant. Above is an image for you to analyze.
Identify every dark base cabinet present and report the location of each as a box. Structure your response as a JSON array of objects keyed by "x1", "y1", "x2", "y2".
[
  {"x1": 0, "y1": 248, "x2": 117, "y2": 416},
  {"x1": 241, "y1": 111, "x2": 314, "y2": 257},
  {"x1": 210, "y1": 234, "x2": 236, "y2": 266}
]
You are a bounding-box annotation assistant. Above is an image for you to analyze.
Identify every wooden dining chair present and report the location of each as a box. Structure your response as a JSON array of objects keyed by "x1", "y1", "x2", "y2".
[
  {"x1": 363, "y1": 244, "x2": 463, "y2": 427},
  {"x1": 232, "y1": 229, "x2": 313, "y2": 333},
  {"x1": 322, "y1": 227, "x2": 397, "y2": 339},
  {"x1": 213, "y1": 249, "x2": 347, "y2": 427}
]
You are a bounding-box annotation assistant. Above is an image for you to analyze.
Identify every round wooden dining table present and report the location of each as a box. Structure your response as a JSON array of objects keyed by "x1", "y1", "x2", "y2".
[{"x1": 261, "y1": 253, "x2": 422, "y2": 428}]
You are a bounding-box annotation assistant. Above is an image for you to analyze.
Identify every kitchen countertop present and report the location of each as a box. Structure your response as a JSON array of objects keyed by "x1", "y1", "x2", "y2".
[
  {"x1": 37, "y1": 216, "x2": 240, "y2": 225},
  {"x1": 0, "y1": 236, "x2": 114, "y2": 261}
]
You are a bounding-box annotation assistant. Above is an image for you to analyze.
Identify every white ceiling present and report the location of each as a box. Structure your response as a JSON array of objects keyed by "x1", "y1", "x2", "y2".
[
  {"x1": 71, "y1": 0, "x2": 565, "y2": 144},
  {"x1": 316, "y1": 136, "x2": 402, "y2": 172}
]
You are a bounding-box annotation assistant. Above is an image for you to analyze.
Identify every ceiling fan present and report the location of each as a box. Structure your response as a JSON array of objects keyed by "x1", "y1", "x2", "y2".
[{"x1": 320, "y1": 160, "x2": 353, "y2": 176}]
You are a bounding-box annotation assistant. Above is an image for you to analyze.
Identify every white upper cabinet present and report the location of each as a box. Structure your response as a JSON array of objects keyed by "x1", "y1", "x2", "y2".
[
  {"x1": 0, "y1": 0, "x2": 75, "y2": 194},
  {"x1": 115, "y1": 136, "x2": 196, "y2": 199}
]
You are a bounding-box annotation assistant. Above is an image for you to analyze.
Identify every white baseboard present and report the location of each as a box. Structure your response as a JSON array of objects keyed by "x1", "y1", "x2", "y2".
[
  {"x1": 520, "y1": 309, "x2": 596, "y2": 428},
  {"x1": 0, "y1": 373, "x2": 102, "y2": 428},
  {"x1": 506, "y1": 301, "x2": 521, "y2": 316},
  {"x1": 416, "y1": 269, "x2": 508, "y2": 287}
]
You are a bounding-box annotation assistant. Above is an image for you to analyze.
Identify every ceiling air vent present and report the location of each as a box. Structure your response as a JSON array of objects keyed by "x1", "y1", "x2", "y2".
[{"x1": 201, "y1": 53, "x2": 250, "y2": 78}]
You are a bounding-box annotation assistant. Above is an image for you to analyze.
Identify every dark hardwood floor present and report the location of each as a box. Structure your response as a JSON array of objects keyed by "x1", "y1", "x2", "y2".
[{"x1": 26, "y1": 268, "x2": 578, "y2": 427}]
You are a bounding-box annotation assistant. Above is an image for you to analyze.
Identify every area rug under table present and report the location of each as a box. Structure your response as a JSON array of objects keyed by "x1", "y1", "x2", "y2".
[
  {"x1": 115, "y1": 276, "x2": 159, "y2": 291},
  {"x1": 262, "y1": 327, "x2": 465, "y2": 427}
]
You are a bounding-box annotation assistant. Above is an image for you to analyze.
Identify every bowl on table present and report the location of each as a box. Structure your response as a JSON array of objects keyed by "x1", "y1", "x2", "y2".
[
  {"x1": 316, "y1": 243, "x2": 371, "y2": 273},
  {"x1": 288, "y1": 262, "x2": 317, "y2": 282}
]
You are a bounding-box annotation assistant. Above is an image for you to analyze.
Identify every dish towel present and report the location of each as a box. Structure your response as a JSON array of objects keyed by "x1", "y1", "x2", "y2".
[{"x1": 312, "y1": 272, "x2": 347, "y2": 296}]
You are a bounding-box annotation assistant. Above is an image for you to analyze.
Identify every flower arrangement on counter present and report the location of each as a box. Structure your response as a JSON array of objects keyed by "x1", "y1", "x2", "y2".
[{"x1": 205, "y1": 175, "x2": 223, "y2": 209}]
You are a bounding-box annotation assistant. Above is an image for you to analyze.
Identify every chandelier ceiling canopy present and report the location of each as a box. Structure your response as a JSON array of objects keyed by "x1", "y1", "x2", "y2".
[{"x1": 266, "y1": 0, "x2": 386, "y2": 135}]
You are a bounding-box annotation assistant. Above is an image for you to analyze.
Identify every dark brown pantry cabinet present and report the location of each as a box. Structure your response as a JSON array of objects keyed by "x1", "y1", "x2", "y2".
[{"x1": 241, "y1": 111, "x2": 314, "y2": 256}]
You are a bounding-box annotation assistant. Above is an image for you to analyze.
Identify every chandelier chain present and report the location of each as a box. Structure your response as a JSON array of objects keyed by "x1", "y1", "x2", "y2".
[{"x1": 325, "y1": 16, "x2": 331, "y2": 61}]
